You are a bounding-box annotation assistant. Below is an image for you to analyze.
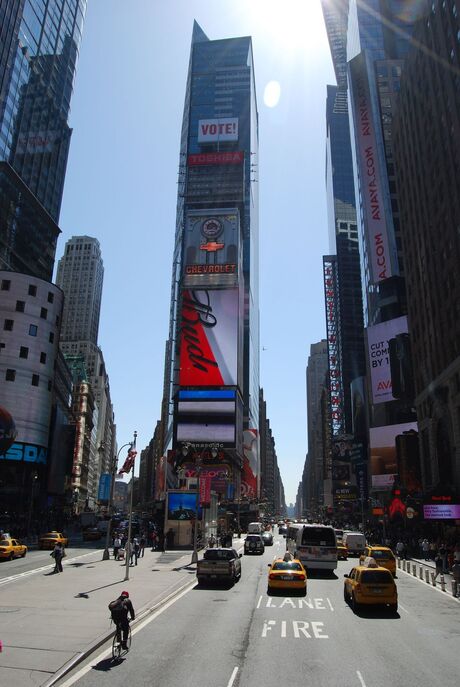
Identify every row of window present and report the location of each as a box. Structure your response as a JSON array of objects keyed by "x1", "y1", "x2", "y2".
[
  {"x1": 5, "y1": 368, "x2": 51, "y2": 390},
  {"x1": 3, "y1": 319, "x2": 54, "y2": 342},
  {"x1": 1, "y1": 278, "x2": 55, "y2": 303}
]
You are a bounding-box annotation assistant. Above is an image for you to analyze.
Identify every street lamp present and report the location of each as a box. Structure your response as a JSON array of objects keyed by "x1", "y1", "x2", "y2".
[
  {"x1": 191, "y1": 455, "x2": 202, "y2": 565},
  {"x1": 124, "y1": 431, "x2": 138, "y2": 581},
  {"x1": 102, "y1": 433, "x2": 137, "y2": 562}
]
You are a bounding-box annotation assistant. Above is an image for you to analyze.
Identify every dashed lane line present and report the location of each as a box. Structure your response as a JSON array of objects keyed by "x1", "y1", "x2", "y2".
[
  {"x1": 227, "y1": 667, "x2": 239, "y2": 687},
  {"x1": 357, "y1": 670, "x2": 367, "y2": 687}
]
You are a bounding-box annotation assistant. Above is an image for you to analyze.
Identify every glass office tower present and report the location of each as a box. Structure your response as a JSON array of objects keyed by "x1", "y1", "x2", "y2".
[
  {"x1": 0, "y1": 0, "x2": 86, "y2": 279},
  {"x1": 161, "y1": 23, "x2": 260, "y2": 532}
]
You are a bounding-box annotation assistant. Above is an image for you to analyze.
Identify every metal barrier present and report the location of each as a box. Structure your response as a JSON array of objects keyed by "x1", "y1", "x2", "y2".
[
  {"x1": 413, "y1": 563, "x2": 417, "y2": 576},
  {"x1": 425, "y1": 569, "x2": 430, "y2": 584},
  {"x1": 440, "y1": 574, "x2": 446, "y2": 591},
  {"x1": 419, "y1": 565, "x2": 423, "y2": 579},
  {"x1": 431, "y1": 571, "x2": 436, "y2": 586}
]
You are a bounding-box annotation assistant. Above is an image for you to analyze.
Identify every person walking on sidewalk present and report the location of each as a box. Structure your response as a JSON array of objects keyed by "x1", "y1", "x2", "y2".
[
  {"x1": 422, "y1": 538, "x2": 430, "y2": 561},
  {"x1": 109, "y1": 591, "x2": 135, "y2": 650},
  {"x1": 451, "y1": 561, "x2": 460, "y2": 597},
  {"x1": 51, "y1": 542, "x2": 65, "y2": 573},
  {"x1": 139, "y1": 533, "x2": 146, "y2": 557},
  {"x1": 113, "y1": 535, "x2": 121, "y2": 560},
  {"x1": 434, "y1": 553, "x2": 443, "y2": 580},
  {"x1": 396, "y1": 540, "x2": 406, "y2": 560}
]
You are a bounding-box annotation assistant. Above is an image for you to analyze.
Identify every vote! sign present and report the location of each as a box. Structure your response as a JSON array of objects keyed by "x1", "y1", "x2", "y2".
[{"x1": 198, "y1": 118, "x2": 238, "y2": 143}]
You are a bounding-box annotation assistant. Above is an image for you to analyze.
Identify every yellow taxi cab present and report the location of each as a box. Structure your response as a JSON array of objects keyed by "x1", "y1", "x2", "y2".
[
  {"x1": 359, "y1": 546, "x2": 396, "y2": 576},
  {"x1": 344, "y1": 557, "x2": 398, "y2": 613},
  {"x1": 39, "y1": 531, "x2": 68, "y2": 550},
  {"x1": 337, "y1": 544, "x2": 348, "y2": 560},
  {"x1": 267, "y1": 556, "x2": 307, "y2": 595},
  {"x1": 0, "y1": 538, "x2": 28, "y2": 560}
]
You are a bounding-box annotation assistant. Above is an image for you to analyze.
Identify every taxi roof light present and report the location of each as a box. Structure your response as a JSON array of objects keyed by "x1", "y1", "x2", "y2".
[{"x1": 363, "y1": 556, "x2": 379, "y2": 568}]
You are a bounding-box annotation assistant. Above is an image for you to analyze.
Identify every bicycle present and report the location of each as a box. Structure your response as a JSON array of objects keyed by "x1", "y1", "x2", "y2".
[{"x1": 112, "y1": 621, "x2": 132, "y2": 660}]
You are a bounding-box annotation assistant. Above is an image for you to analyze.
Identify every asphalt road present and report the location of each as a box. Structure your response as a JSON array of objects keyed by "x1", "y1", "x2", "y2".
[
  {"x1": 0, "y1": 542, "x2": 104, "y2": 581},
  {"x1": 57, "y1": 535, "x2": 460, "y2": 687}
]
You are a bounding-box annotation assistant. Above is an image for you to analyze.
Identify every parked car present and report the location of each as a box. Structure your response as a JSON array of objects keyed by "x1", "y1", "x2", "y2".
[
  {"x1": 197, "y1": 547, "x2": 242, "y2": 585},
  {"x1": 0, "y1": 538, "x2": 27, "y2": 560},
  {"x1": 244, "y1": 534, "x2": 265, "y2": 555},
  {"x1": 39, "y1": 532, "x2": 68, "y2": 550},
  {"x1": 267, "y1": 557, "x2": 307, "y2": 595},
  {"x1": 261, "y1": 531, "x2": 274, "y2": 546}
]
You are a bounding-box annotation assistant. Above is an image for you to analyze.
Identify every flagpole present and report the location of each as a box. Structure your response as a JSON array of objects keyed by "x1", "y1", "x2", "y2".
[{"x1": 124, "y1": 431, "x2": 138, "y2": 582}]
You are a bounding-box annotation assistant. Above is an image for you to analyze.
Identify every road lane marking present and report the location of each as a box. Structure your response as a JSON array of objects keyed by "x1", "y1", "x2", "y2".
[
  {"x1": 256, "y1": 595, "x2": 263, "y2": 609},
  {"x1": 0, "y1": 551, "x2": 97, "y2": 587},
  {"x1": 399, "y1": 566, "x2": 460, "y2": 603},
  {"x1": 261, "y1": 597, "x2": 333, "y2": 609},
  {"x1": 261, "y1": 620, "x2": 329, "y2": 639},
  {"x1": 57, "y1": 580, "x2": 196, "y2": 687},
  {"x1": 399, "y1": 603, "x2": 409, "y2": 614},
  {"x1": 327, "y1": 598, "x2": 334, "y2": 611},
  {"x1": 357, "y1": 670, "x2": 366, "y2": 687},
  {"x1": 227, "y1": 667, "x2": 239, "y2": 687}
]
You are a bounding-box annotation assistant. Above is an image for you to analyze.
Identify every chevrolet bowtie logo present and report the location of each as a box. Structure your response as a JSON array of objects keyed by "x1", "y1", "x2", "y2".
[{"x1": 200, "y1": 242, "x2": 225, "y2": 252}]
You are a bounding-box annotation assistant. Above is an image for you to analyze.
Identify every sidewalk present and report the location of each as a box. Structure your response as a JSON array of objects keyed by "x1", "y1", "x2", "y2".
[
  {"x1": 0, "y1": 546, "x2": 197, "y2": 687},
  {"x1": 400, "y1": 557, "x2": 460, "y2": 599}
]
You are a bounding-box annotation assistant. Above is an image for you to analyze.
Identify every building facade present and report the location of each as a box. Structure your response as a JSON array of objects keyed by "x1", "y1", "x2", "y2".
[
  {"x1": 305, "y1": 340, "x2": 329, "y2": 512},
  {"x1": 160, "y1": 22, "x2": 260, "y2": 534},
  {"x1": 393, "y1": 0, "x2": 460, "y2": 497}
]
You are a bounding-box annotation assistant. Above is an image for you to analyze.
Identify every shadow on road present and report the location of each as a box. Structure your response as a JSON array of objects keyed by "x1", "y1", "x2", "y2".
[
  {"x1": 92, "y1": 657, "x2": 125, "y2": 672},
  {"x1": 75, "y1": 579, "x2": 125, "y2": 599}
]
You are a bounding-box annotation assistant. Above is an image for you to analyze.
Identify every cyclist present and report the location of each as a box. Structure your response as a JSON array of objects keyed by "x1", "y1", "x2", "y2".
[{"x1": 109, "y1": 591, "x2": 135, "y2": 649}]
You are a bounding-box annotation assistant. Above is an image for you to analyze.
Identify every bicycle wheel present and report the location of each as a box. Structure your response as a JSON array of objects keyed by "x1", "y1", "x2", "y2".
[
  {"x1": 124, "y1": 625, "x2": 132, "y2": 652},
  {"x1": 112, "y1": 631, "x2": 122, "y2": 660}
]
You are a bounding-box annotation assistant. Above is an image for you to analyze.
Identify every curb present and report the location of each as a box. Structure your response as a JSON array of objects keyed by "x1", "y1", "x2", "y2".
[{"x1": 42, "y1": 575, "x2": 197, "y2": 687}]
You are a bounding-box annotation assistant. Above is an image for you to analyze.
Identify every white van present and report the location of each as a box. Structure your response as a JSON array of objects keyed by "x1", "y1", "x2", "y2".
[
  {"x1": 247, "y1": 522, "x2": 262, "y2": 534},
  {"x1": 342, "y1": 531, "x2": 366, "y2": 555}
]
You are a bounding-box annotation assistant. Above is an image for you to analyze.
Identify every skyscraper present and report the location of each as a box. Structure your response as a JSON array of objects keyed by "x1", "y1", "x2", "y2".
[
  {"x1": 160, "y1": 23, "x2": 259, "y2": 543},
  {"x1": 0, "y1": 1, "x2": 86, "y2": 281},
  {"x1": 56, "y1": 236, "x2": 104, "y2": 344}
]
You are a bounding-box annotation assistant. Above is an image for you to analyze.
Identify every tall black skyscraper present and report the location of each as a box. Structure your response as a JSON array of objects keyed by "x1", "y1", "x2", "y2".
[{"x1": 0, "y1": 0, "x2": 86, "y2": 278}]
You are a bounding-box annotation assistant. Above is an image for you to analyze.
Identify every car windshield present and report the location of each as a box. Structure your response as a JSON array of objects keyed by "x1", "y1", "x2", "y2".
[
  {"x1": 246, "y1": 535, "x2": 261, "y2": 541},
  {"x1": 204, "y1": 550, "x2": 233, "y2": 561},
  {"x1": 371, "y1": 550, "x2": 393, "y2": 559},
  {"x1": 272, "y1": 562, "x2": 303, "y2": 571},
  {"x1": 360, "y1": 571, "x2": 394, "y2": 584}
]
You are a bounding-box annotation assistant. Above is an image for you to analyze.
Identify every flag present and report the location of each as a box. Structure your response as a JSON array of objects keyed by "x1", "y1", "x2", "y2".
[{"x1": 118, "y1": 449, "x2": 137, "y2": 476}]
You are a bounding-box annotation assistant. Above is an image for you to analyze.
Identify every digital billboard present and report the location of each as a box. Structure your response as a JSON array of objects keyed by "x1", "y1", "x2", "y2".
[
  {"x1": 370, "y1": 422, "x2": 418, "y2": 489},
  {"x1": 349, "y1": 52, "x2": 396, "y2": 283},
  {"x1": 167, "y1": 491, "x2": 199, "y2": 520},
  {"x1": 198, "y1": 118, "x2": 238, "y2": 143},
  {"x1": 366, "y1": 316, "x2": 408, "y2": 404},
  {"x1": 179, "y1": 288, "x2": 239, "y2": 387},
  {"x1": 183, "y1": 209, "x2": 240, "y2": 288},
  {"x1": 242, "y1": 429, "x2": 259, "y2": 499},
  {"x1": 423, "y1": 504, "x2": 460, "y2": 520},
  {"x1": 177, "y1": 422, "x2": 235, "y2": 444}
]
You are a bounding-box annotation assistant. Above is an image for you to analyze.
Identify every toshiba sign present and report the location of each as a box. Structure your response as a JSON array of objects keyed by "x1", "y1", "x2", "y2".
[{"x1": 198, "y1": 118, "x2": 238, "y2": 143}]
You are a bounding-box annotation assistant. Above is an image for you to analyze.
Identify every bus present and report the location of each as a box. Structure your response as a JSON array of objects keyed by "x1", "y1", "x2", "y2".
[{"x1": 286, "y1": 523, "x2": 337, "y2": 571}]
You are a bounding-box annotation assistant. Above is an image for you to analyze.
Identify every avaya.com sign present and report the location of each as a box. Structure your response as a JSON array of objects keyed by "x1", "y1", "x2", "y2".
[{"x1": 198, "y1": 118, "x2": 238, "y2": 143}]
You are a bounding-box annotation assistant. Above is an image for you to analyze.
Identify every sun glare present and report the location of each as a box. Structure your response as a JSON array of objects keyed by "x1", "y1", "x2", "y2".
[{"x1": 263, "y1": 80, "x2": 281, "y2": 107}]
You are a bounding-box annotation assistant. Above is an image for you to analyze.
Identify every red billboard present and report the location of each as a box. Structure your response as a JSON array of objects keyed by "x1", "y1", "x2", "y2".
[
  {"x1": 188, "y1": 151, "x2": 244, "y2": 166},
  {"x1": 179, "y1": 288, "x2": 239, "y2": 387}
]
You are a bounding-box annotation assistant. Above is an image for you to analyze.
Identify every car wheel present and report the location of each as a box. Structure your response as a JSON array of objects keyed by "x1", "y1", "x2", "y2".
[
  {"x1": 389, "y1": 603, "x2": 398, "y2": 615},
  {"x1": 9, "y1": 553, "x2": 14, "y2": 561},
  {"x1": 21, "y1": 551, "x2": 26, "y2": 558},
  {"x1": 344, "y1": 587, "x2": 349, "y2": 603}
]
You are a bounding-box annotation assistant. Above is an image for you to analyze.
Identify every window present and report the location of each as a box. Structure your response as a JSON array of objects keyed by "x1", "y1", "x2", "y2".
[
  {"x1": 47, "y1": 292, "x2": 54, "y2": 303},
  {"x1": 29, "y1": 324, "x2": 38, "y2": 336},
  {"x1": 49, "y1": 332, "x2": 54, "y2": 343},
  {"x1": 16, "y1": 300, "x2": 25, "y2": 312},
  {"x1": 40, "y1": 352, "x2": 46, "y2": 364},
  {"x1": 1, "y1": 279, "x2": 11, "y2": 291},
  {"x1": 40, "y1": 307, "x2": 47, "y2": 319},
  {"x1": 28, "y1": 284, "x2": 37, "y2": 296},
  {"x1": 5, "y1": 369, "x2": 16, "y2": 381},
  {"x1": 20, "y1": 346, "x2": 29, "y2": 359},
  {"x1": 31, "y1": 374, "x2": 39, "y2": 386},
  {"x1": 4, "y1": 319, "x2": 13, "y2": 331}
]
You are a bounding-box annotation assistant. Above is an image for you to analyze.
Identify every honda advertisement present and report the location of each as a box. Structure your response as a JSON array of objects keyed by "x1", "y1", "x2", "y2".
[
  {"x1": 179, "y1": 288, "x2": 239, "y2": 387},
  {"x1": 183, "y1": 209, "x2": 240, "y2": 288},
  {"x1": 366, "y1": 316, "x2": 408, "y2": 404}
]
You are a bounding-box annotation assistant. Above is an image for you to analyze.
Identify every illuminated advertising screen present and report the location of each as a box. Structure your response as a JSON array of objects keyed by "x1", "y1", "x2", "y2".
[
  {"x1": 367, "y1": 316, "x2": 408, "y2": 404},
  {"x1": 179, "y1": 288, "x2": 239, "y2": 387},
  {"x1": 183, "y1": 209, "x2": 240, "y2": 288},
  {"x1": 349, "y1": 52, "x2": 396, "y2": 283},
  {"x1": 198, "y1": 118, "x2": 238, "y2": 143},
  {"x1": 242, "y1": 429, "x2": 259, "y2": 499},
  {"x1": 423, "y1": 504, "x2": 460, "y2": 519},
  {"x1": 188, "y1": 151, "x2": 244, "y2": 166},
  {"x1": 177, "y1": 422, "x2": 235, "y2": 443},
  {"x1": 370, "y1": 422, "x2": 418, "y2": 489},
  {"x1": 167, "y1": 491, "x2": 199, "y2": 520}
]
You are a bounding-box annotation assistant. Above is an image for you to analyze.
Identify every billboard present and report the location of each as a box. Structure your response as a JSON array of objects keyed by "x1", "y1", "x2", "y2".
[
  {"x1": 370, "y1": 422, "x2": 418, "y2": 489},
  {"x1": 423, "y1": 504, "x2": 460, "y2": 520},
  {"x1": 167, "y1": 490, "x2": 199, "y2": 520},
  {"x1": 349, "y1": 52, "x2": 396, "y2": 283},
  {"x1": 183, "y1": 209, "x2": 240, "y2": 288},
  {"x1": 179, "y1": 288, "x2": 239, "y2": 387},
  {"x1": 198, "y1": 118, "x2": 238, "y2": 143},
  {"x1": 97, "y1": 473, "x2": 111, "y2": 503},
  {"x1": 323, "y1": 257, "x2": 345, "y2": 435},
  {"x1": 366, "y1": 316, "x2": 408, "y2": 404},
  {"x1": 241, "y1": 429, "x2": 259, "y2": 499},
  {"x1": 188, "y1": 151, "x2": 244, "y2": 166}
]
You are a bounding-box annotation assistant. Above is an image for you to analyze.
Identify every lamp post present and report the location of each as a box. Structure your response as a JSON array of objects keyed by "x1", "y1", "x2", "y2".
[
  {"x1": 124, "y1": 431, "x2": 138, "y2": 582},
  {"x1": 191, "y1": 455, "x2": 202, "y2": 565},
  {"x1": 101, "y1": 434, "x2": 137, "y2": 561}
]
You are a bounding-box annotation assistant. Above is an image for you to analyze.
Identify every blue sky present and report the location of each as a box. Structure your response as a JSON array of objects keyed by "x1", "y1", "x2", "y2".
[{"x1": 58, "y1": 0, "x2": 336, "y2": 504}]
